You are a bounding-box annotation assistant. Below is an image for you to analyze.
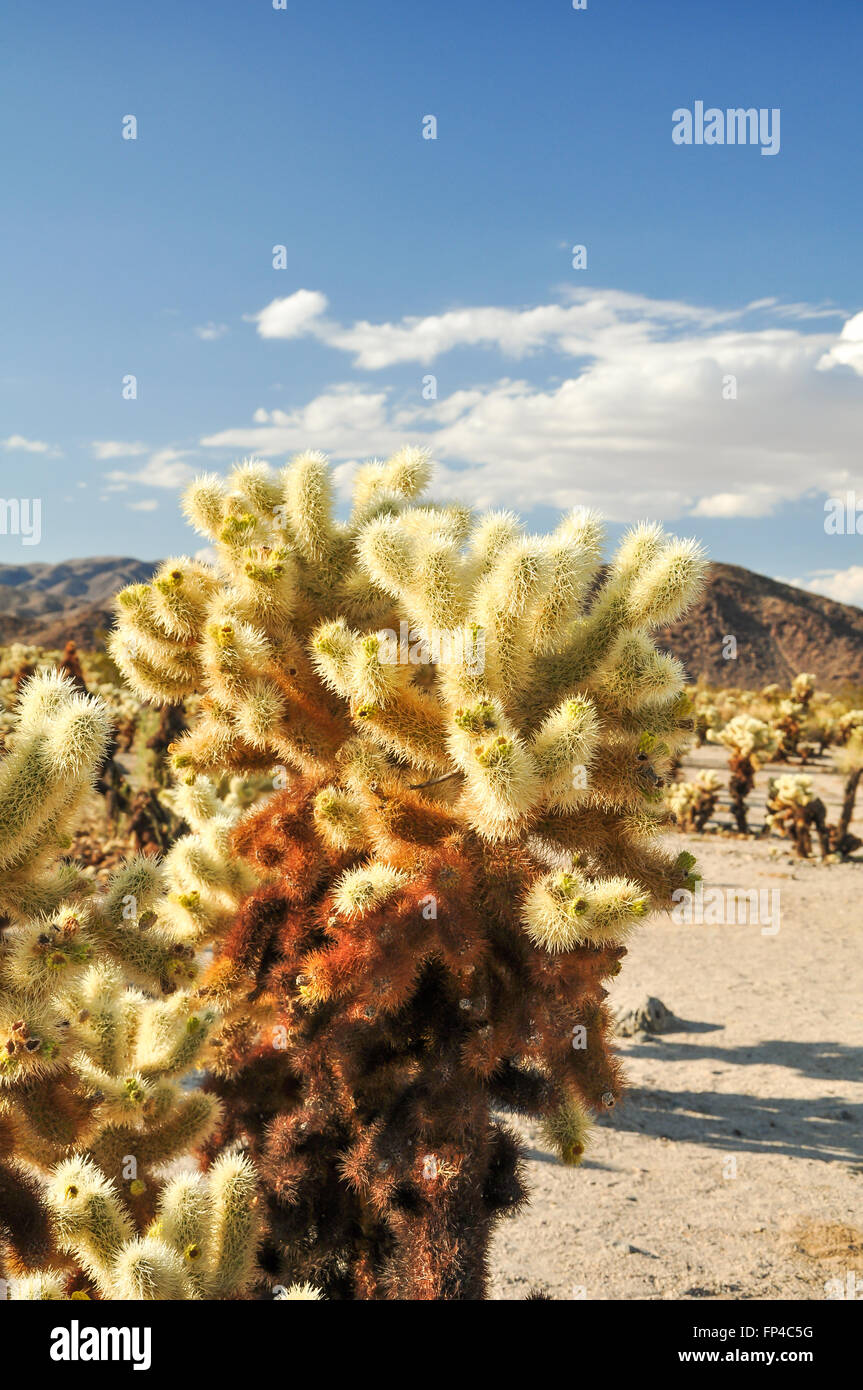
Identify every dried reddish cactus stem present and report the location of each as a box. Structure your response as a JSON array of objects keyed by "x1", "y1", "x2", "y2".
[{"x1": 204, "y1": 778, "x2": 662, "y2": 1300}]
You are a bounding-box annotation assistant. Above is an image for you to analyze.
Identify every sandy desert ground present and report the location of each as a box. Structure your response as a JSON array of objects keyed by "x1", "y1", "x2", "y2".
[{"x1": 491, "y1": 746, "x2": 863, "y2": 1300}]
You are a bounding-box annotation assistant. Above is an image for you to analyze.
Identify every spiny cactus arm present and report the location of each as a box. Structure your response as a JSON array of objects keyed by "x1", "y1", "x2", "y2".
[
  {"x1": 130, "y1": 994, "x2": 218, "y2": 1079},
  {"x1": 469, "y1": 538, "x2": 553, "y2": 703},
  {"x1": 0, "y1": 994, "x2": 72, "y2": 1093},
  {"x1": 357, "y1": 512, "x2": 471, "y2": 636},
  {"x1": 347, "y1": 446, "x2": 434, "y2": 531},
  {"x1": 520, "y1": 869, "x2": 649, "y2": 953},
  {"x1": 5, "y1": 1270, "x2": 69, "y2": 1299},
  {"x1": 530, "y1": 694, "x2": 600, "y2": 810},
  {"x1": 198, "y1": 1153, "x2": 260, "y2": 1297},
  {"x1": 63, "y1": 974, "x2": 213, "y2": 1103},
  {"x1": 87, "y1": 1087, "x2": 221, "y2": 1187},
  {"x1": 149, "y1": 558, "x2": 219, "y2": 639},
  {"x1": 70, "y1": 1057, "x2": 157, "y2": 1131},
  {"x1": 539, "y1": 1094, "x2": 594, "y2": 1166},
  {"x1": 1, "y1": 903, "x2": 96, "y2": 1006},
  {"x1": 155, "y1": 796, "x2": 261, "y2": 950},
  {"x1": 280, "y1": 450, "x2": 345, "y2": 575},
  {"x1": 11, "y1": 1152, "x2": 259, "y2": 1300},
  {"x1": 108, "y1": 582, "x2": 203, "y2": 705},
  {"x1": 149, "y1": 1173, "x2": 210, "y2": 1295},
  {"x1": 86, "y1": 899, "x2": 197, "y2": 996},
  {"x1": 523, "y1": 529, "x2": 706, "y2": 719},
  {"x1": 168, "y1": 711, "x2": 277, "y2": 778},
  {"x1": 0, "y1": 861, "x2": 91, "y2": 922},
  {"x1": 110, "y1": 1234, "x2": 192, "y2": 1299},
  {"x1": 0, "y1": 673, "x2": 111, "y2": 896},
  {"x1": 1, "y1": 1070, "x2": 95, "y2": 1170},
  {"x1": 44, "y1": 1157, "x2": 135, "y2": 1293},
  {"x1": 526, "y1": 508, "x2": 605, "y2": 655}
]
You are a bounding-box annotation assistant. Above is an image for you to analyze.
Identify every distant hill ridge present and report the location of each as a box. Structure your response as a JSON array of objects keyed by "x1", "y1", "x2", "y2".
[
  {"x1": 1, "y1": 556, "x2": 862, "y2": 688},
  {"x1": 0, "y1": 556, "x2": 155, "y2": 648}
]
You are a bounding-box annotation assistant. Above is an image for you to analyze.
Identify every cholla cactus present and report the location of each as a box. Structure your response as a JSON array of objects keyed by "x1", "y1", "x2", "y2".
[
  {"x1": 833, "y1": 731, "x2": 863, "y2": 858},
  {"x1": 156, "y1": 774, "x2": 259, "y2": 951},
  {"x1": 756, "y1": 675, "x2": 816, "y2": 764},
  {"x1": 692, "y1": 693, "x2": 721, "y2": 747},
  {"x1": 111, "y1": 448, "x2": 706, "y2": 1300},
  {"x1": 7, "y1": 1153, "x2": 259, "y2": 1300},
  {"x1": 770, "y1": 698, "x2": 809, "y2": 763},
  {"x1": 0, "y1": 670, "x2": 112, "y2": 921},
  {"x1": 666, "y1": 768, "x2": 720, "y2": 833},
  {"x1": 790, "y1": 673, "x2": 816, "y2": 707},
  {"x1": 0, "y1": 672, "x2": 264, "y2": 1298},
  {"x1": 708, "y1": 714, "x2": 775, "y2": 834},
  {"x1": 837, "y1": 709, "x2": 863, "y2": 746},
  {"x1": 766, "y1": 773, "x2": 829, "y2": 858}
]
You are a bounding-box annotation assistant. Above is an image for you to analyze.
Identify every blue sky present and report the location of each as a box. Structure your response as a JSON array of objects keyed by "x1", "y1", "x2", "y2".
[{"x1": 1, "y1": 0, "x2": 862, "y2": 603}]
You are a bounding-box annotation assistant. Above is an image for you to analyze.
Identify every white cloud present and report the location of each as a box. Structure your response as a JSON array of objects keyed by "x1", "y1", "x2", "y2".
[
  {"x1": 690, "y1": 490, "x2": 781, "y2": 518},
  {"x1": 91, "y1": 440, "x2": 148, "y2": 460},
  {"x1": 104, "y1": 447, "x2": 198, "y2": 492},
  {"x1": 195, "y1": 322, "x2": 229, "y2": 341},
  {"x1": 785, "y1": 566, "x2": 863, "y2": 608},
  {"x1": 127, "y1": 499, "x2": 159, "y2": 512},
  {"x1": 201, "y1": 386, "x2": 404, "y2": 461},
  {"x1": 247, "y1": 290, "x2": 329, "y2": 340},
  {"x1": 244, "y1": 285, "x2": 847, "y2": 370},
  {"x1": 200, "y1": 288, "x2": 863, "y2": 522},
  {"x1": 817, "y1": 309, "x2": 863, "y2": 374},
  {"x1": 2, "y1": 434, "x2": 61, "y2": 456}
]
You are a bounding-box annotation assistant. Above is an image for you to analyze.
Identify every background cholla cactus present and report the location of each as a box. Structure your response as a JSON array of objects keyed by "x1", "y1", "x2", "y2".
[
  {"x1": 770, "y1": 697, "x2": 813, "y2": 764},
  {"x1": 766, "y1": 773, "x2": 830, "y2": 858},
  {"x1": 836, "y1": 709, "x2": 863, "y2": 746},
  {"x1": 831, "y1": 731, "x2": 863, "y2": 858},
  {"x1": 692, "y1": 691, "x2": 721, "y2": 747},
  {"x1": 112, "y1": 449, "x2": 707, "y2": 1300},
  {"x1": 708, "y1": 714, "x2": 776, "y2": 834},
  {"x1": 666, "y1": 768, "x2": 721, "y2": 833},
  {"x1": 790, "y1": 673, "x2": 816, "y2": 707}
]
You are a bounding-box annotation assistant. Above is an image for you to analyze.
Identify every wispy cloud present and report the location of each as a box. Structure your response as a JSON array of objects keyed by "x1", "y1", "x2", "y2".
[
  {"x1": 104, "y1": 447, "x2": 198, "y2": 492},
  {"x1": 194, "y1": 322, "x2": 230, "y2": 341},
  {"x1": 91, "y1": 440, "x2": 148, "y2": 461},
  {"x1": 201, "y1": 387, "x2": 403, "y2": 461},
  {"x1": 2, "y1": 434, "x2": 62, "y2": 456},
  {"x1": 243, "y1": 286, "x2": 847, "y2": 370},
  {"x1": 784, "y1": 566, "x2": 863, "y2": 608}
]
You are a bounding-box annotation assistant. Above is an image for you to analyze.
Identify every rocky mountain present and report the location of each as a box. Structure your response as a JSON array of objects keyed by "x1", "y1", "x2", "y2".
[
  {"x1": 657, "y1": 562, "x2": 863, "y2": 689},
  {"x1": 1, "y1": 556, "x2": 862, "y2": 689},
  {"x1": 0, "y1": 557, "x2": 155, "y2": 647}
]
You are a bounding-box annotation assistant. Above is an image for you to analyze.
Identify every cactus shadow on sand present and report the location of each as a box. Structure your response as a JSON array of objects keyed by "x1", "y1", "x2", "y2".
[{"x1": 603, "y1": 1036, "x2": 863, "y2": 1163}]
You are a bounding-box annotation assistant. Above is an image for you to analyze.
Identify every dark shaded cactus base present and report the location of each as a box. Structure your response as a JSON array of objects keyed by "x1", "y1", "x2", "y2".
[{"x1": 203, "y1": 780, "x2": 631, "y2": 1299}]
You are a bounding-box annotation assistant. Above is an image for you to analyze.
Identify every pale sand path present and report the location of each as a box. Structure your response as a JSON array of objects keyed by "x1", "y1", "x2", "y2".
[{"x1": 491, "y1": 752, "x2": 863, "y2": 1300}]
